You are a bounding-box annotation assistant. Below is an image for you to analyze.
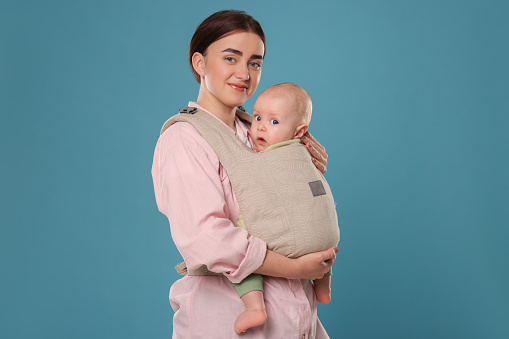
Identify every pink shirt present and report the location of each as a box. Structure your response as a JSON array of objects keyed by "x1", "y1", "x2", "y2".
[{"x1": 152, "y1": 102, "x2": 329, "y2": 338}]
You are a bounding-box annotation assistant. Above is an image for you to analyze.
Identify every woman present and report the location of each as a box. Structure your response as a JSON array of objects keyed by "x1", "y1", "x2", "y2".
[{"x1": 152, "y1": 10, "x2": 336, "y2": 338}]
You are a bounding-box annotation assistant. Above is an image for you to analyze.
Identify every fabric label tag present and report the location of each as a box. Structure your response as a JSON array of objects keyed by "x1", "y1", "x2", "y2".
[{"x1": 309, "y1": 180, "x2": 326, "y2": 197}]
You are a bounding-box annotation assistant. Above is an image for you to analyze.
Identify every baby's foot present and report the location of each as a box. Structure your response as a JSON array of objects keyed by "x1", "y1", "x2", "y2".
[
  {"x1": 234, "y1": 309, "x2": 267, "y2": 334},
  {"x1": 313, "y1": 277, "x2": 332, "y2": 304},
  {"x1": 315, "y1": 291, "x2": 331, "y2": 304}
]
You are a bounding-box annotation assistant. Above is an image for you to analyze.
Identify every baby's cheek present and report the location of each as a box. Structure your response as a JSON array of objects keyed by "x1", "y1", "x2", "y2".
[{"x1": 274, "y1": 129, "x2": 296, "y2": 144}]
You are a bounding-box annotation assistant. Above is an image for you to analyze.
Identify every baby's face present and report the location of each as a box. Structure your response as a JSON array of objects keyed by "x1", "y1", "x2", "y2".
[{"x1": 250, "y1": 93, "x2": 302, "y2": 152}]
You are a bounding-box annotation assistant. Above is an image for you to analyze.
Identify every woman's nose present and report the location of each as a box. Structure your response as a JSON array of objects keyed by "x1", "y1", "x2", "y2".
[{"x1": 235, "y1": 65, "x2": 249, "y2": 81}]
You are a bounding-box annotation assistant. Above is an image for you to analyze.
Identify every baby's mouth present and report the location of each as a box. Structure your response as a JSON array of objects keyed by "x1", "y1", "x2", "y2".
[{"x1": 257, "y1": 137, "x2": 266, "y2": 145}]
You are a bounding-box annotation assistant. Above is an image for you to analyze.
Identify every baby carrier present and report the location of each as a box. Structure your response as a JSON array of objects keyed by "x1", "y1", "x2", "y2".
[{"x1": 161, "y1": 107, "x2": 339, "y2": 274}]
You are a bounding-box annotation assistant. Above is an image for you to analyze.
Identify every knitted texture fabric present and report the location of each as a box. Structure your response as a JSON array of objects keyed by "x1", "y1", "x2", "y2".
[{"x1": 161, "y1": 108, "x2": 339, "y2": 264}]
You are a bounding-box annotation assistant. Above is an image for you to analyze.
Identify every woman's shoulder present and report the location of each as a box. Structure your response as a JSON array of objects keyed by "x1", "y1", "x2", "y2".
[
  {"x1": 159, "y1": 120, "x2": 214, "y2": 154},
  {"x1": 155, "y1": 119, "x2": 222, "y2": 173}
]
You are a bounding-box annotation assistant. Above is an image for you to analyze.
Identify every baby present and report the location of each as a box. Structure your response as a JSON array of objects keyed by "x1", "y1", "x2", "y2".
[{"x1": 233, "y1": 83, "x2": 333, "y2": 334}]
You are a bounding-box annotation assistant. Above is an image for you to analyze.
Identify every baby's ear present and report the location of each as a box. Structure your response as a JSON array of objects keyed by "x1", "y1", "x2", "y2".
[{"x1": 294, "y1": 124, "x2": 308, "y2": 139}]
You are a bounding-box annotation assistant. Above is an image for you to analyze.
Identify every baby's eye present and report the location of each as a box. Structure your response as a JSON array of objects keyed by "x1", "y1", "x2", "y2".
[
  {"x1": 270, "y1": 119, "x2": 279, "y2": 125},
  {"x1": 255, "y1": 116, "x2": 261, "y2": 121}
]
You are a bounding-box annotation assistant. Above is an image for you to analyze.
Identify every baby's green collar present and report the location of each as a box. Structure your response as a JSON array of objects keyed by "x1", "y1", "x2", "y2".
[{"x1": 264, "y1": 139, "x2": 302, "y2": 152}]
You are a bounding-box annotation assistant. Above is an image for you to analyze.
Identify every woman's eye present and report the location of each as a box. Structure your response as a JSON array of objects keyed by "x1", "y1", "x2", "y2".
[
  {"x1": 270, "y1": 119, "x2": 279, "y2": 125},
  {"x1": 255, "y1": 116, "x2": 261, "y2": 121},
  {"x1": 225, "y1": 57, "x2": 236, "y2": 62},
  {"x1": 250, "y1": 62, "x2": 261, "y2": 69}
]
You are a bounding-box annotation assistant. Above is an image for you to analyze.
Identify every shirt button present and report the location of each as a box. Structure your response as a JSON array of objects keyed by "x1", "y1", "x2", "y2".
[{"x1": 302, "y1": 335, "x2": 306, "y2": 339}]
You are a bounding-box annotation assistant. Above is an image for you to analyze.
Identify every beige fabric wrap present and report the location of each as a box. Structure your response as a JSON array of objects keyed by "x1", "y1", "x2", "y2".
[{"x1": 161, "y1": 108, "x2": 340, "y2": 276}]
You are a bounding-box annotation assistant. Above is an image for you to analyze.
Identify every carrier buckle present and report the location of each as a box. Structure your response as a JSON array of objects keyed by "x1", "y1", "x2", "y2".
[{"x1": 179, "y1": 107, "x2": 197, "y2": 114}]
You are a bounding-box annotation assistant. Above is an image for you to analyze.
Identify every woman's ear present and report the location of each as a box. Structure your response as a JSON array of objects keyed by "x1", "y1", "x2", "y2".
[
  {"x1": 192, "y1": 52, "x2": 205, "y2": 77},
  {"x1": 294, "y1": 124, "x2": 309, "y2": 139}
]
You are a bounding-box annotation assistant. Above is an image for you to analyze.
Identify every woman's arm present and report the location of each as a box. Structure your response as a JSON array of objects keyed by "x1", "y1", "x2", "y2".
[
  {"x1": 254, "y1": 247, "x2": 338, "y2": 280},
  {"x1": 152, "y1": 123, "x2": 267, "y2": 283},
  {"x1": 301, "y1": 132, "x2": 328, "y2": 174}
]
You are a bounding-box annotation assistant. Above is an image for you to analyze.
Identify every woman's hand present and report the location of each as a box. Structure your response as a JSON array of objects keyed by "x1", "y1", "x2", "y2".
[
  {"x1": 254, "y1": 247, "x2": 338, "y2": 280},
  {"x1": 292, "y1": 247, "x2": 338, "y2": 280},
  {"x1": 301, "y1": 132, "x2": 328, "y2": 174}
]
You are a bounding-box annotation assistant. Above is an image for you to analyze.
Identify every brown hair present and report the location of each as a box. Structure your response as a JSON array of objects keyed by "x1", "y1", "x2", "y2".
[{"x1": 189, "y1": 10, "x2": 266, "y2": 83}]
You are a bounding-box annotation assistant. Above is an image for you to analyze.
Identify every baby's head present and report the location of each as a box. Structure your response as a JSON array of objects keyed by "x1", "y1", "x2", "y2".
[{"x1": 250, "y1": 83, "x2": 312, "y2": 152}]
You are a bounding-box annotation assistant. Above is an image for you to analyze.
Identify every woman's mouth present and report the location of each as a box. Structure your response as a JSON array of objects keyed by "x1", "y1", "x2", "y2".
[{"x1": 228, "y1": 83, "x2": 248, "y2": 92}]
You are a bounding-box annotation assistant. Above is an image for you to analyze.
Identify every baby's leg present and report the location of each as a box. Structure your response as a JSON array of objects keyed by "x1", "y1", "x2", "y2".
[
  {"x1": 234, "y1": 290, "x2": 267, "y2": 334},
  {"x1": 232, "y1": 274, "x2": 267, "y2": 334},
  {"x1": 313, "y1": 275, "x2": 331, "y2": 304}
]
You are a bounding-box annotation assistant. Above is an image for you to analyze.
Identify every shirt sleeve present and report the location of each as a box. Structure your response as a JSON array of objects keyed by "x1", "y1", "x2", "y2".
[{"x1": 152, "y1": 122, "x2": 267, "y2": 283}]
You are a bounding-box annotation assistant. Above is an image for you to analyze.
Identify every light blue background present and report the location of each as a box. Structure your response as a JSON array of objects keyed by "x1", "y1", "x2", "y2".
[{"x1": 2, "y1": 1, "x2": 508, "y2": 338}]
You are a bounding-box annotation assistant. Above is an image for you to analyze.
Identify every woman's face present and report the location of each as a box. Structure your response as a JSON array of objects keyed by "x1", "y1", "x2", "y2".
[{"x1": 194, "y1": 32, "x2": 265, "y2": 109}]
